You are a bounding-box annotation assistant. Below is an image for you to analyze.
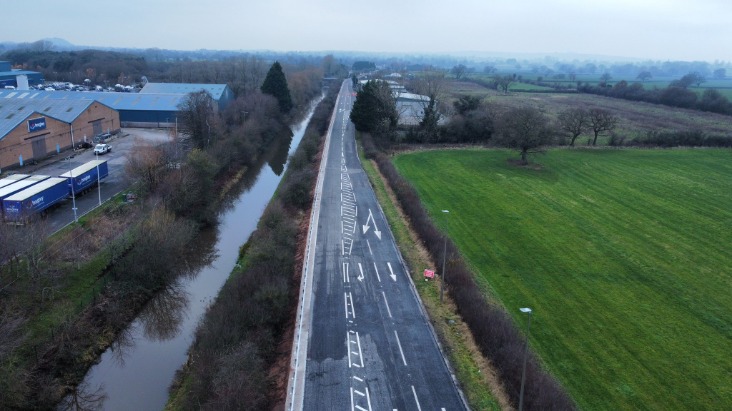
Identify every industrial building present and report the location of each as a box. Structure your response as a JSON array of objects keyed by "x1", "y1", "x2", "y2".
[
  {"x1": 0, "y1": 98, "x2": 118, "y2": 170},
  {"x1": 140, "y1": 83, "x2": 234, "y2": 112},
  {"x1": 0, "y1": 61, "x2": 44, "y2": 89},
  {"x1": 0, "y1": 82, "x2": 233, "y2": 128}
]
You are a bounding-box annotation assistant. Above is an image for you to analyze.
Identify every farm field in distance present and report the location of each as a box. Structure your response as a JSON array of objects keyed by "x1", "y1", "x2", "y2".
[
  {"x1": 447, "y1": 80, "x2": 732, "y2": 143},
  {"x1": 393, "y1": 148, "x2": 732, "y2": 410}
]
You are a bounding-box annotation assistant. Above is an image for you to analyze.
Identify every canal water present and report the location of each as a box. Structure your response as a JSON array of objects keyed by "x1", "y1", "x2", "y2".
[{"x1": 65, "y1": 99, "x2": 321, "y2": 410}]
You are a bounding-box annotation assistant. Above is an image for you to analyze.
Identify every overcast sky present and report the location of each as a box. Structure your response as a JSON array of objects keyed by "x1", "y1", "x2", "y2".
[{"x1": 4, "y1": 0, "x2": 730, "y2": 62}]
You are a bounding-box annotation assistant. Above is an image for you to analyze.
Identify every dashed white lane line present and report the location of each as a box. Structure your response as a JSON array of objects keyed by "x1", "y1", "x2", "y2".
[
  {"x1": 373, "y1": 262, "x2": 381, "y2": 282},
  {"x1": 412, "y1": 386, "x2": 423, "y2": 411},
  {"x1": 366, "y1": 239, "x2": 373, "y2": 256},
  {"x1": 394, "y1": 330, "x2": 407, "y2": 366},
  {"x1": 381, "y1": 291, "x2": 392, "y2": 318}
]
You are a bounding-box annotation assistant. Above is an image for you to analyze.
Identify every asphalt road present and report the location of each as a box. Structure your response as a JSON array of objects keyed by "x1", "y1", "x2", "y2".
[
  {"x1": 4, "y1": 129, "x2": 170, "y2": 233},
  {"x1": 290, "y1": 81, "x2": 467, "y2": 410}
]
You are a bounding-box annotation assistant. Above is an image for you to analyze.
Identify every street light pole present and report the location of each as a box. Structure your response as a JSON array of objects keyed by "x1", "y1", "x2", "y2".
[
  {"x1": 95, "y1": 151, "x2": 101, "y2": 206},
  {"x1": 68, "y1": 158, "x2": 78, "y2": 223},
  {"x1": 440, "y1": 209, "x2": 450, "y2": 303},
  {"x1": 519, "y1": 307, "x2": 533, "y2": 411}
]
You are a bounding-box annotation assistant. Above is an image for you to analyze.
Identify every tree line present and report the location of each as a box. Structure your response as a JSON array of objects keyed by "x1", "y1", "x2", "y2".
[{"x1": 578, "y1": 75, "x2": 732, "y2": 116}]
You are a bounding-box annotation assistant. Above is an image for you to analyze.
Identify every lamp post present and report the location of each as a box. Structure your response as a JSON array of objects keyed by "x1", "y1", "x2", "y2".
[
  {"x1": 519, "y1": 307, "x2": 533, "y2": 411},
  {"x1": 95, "y1": 151, "x2": 102, "y2": 206},
  {"x1": 440, "y1": 209, "x2": 450, "y2": 303},
  {"x1": 68, "y1": 157, "x2": 78, "y2": 223}
]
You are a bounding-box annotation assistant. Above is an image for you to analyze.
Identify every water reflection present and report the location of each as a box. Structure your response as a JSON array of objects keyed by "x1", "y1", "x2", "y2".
[
  {"x1": 268, "y1": 131, "x2": 293, "y2": 176},
  {"x1": 138, "y1": 282, "x2": 190, "y2": 342},
  {"x1": 57, "y1": 381, "x2": 107, "y2": 411}
]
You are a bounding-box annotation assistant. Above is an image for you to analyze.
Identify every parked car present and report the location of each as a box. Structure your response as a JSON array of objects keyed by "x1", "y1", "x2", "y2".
[
  {"x1": 94, "y1": 143, "x2": 111, "y2": 155},
  {"x1": 93, "y1": 132, "x2": 112, "y2": 143}
]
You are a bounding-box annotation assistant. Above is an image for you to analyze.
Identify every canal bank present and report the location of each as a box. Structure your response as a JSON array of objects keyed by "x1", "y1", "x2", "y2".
[{"x1": 60, "y1": 95, "x2": 324, "y2": 410}]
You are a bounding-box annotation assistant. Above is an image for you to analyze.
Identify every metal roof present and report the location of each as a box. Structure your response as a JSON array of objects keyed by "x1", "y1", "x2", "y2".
[
  {"x1": 0, "y1": 97, "x2": 97, "y2": 140},
  {"x1": 59, "y1": 159, "x2": 107, "y2": 178},
  {"x1": 0, "y1": 175, "x2": 49, "y2": 199},
  {"x1": 0, "y1": 70, "x2": 42, "y2": 77},
  {"x1": 0, "y1": 89, "x2": 185, "y2": 112},
  {"x1": 140, "y1": 83, "x2": 228, "y2": 100},
  {"x1": 4, "y1": 177, "x2": 67, "y2": 202}
]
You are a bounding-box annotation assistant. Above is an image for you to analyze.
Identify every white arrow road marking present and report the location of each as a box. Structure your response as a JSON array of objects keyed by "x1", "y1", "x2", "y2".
[
  {"x1": 387, "y1": 262, "x2": 397, "y2": 282},
  {"x1": 361, "y1": 209, "x2": 382, "y2": 240},
  {"x1": 357, "y1": 263, "x2": 365, "y2": 282}
]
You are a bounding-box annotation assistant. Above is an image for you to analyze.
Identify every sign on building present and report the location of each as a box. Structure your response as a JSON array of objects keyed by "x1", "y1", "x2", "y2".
[{"x1": 27, "y1": 117, "x2": 47, "y2": 132}]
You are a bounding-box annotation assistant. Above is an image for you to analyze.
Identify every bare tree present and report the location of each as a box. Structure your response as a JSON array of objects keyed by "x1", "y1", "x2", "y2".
[
  {"x1": 636, "y1": 71, "x2": 652, "y2": 82},
  {"x1": 411, "y1": 70, "x2": 446, "y2": 141},
  {"x1": 125, "y1": 141, "x2": 166, "y2": 192},
  {"x1": 497, "y1": 107, "x2": 553, "y2": 164},
  {"x1": 494, "y1": 75, "x2": 515, "y2": 94},
  {"x1": 178, "y1": 90, "x2": 216, "y2": 149},
  {"x1": 450, "y1": 64, "x2": 467, "y2": 80},
  {"x1": 556, "y1": 108, "x2": 589, "y2": 146},
  {"x1": 588, "y1": 108, "x2": 619, "y2": 145}
]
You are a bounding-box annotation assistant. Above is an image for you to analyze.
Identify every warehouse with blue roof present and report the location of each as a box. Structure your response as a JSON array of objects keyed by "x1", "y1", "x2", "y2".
[
  {"x1": 0, "y1": 82, "x2": 232, "y2": 128},
  {"x1": 0, "y1": 98, "x2": 119, "y2": 170},
  {"x1": 0, "y1": 61, "x2": 44, "y2": 89}
]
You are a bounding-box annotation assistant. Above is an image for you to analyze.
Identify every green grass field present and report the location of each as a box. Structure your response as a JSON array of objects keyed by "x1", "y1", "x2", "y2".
[{"x1": 393, "y1": 148, "x2": 732, "y2": 410}]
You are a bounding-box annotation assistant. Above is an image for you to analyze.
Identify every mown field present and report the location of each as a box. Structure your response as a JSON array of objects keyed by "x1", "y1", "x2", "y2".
[{"x1": 393, "y1": 148, "x2": 732, "y2": 410}]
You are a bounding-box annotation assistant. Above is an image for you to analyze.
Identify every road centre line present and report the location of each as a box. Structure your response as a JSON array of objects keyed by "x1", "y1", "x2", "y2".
[
  {"x1": 344, "y1": 292, "x2": 355, "y2": 319},
  {"x1": 411, "y1": 386, "x2": 423, "y2": 411},
  {"x1": 343, "y1": 262, "x2": 349, "y2": 283},
  {"x1": 381, "y1": 291, "x2": 392, "y2": 318},
  {"x1": 394, "y1": 330, "x2": 407, "y2": 366}
]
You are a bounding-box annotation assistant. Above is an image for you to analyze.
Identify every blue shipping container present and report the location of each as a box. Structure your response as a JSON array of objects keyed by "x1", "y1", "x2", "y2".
[
  {"x1": 3, "y1": 177, "x2": 69, "y2": 221},
  {"x1": 58, "y1": 160, "x2": 109, "y2": 194}
]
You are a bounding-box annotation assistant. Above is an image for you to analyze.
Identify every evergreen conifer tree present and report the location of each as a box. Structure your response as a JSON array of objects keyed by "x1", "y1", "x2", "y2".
[{"x1": 261, "y1": 61, "x2": 293, "y2": 112}]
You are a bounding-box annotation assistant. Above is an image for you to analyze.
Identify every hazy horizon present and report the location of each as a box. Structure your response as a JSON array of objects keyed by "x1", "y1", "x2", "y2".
[{"x1": 4, "y1": 0, "x2": 730, "y2": 63}]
